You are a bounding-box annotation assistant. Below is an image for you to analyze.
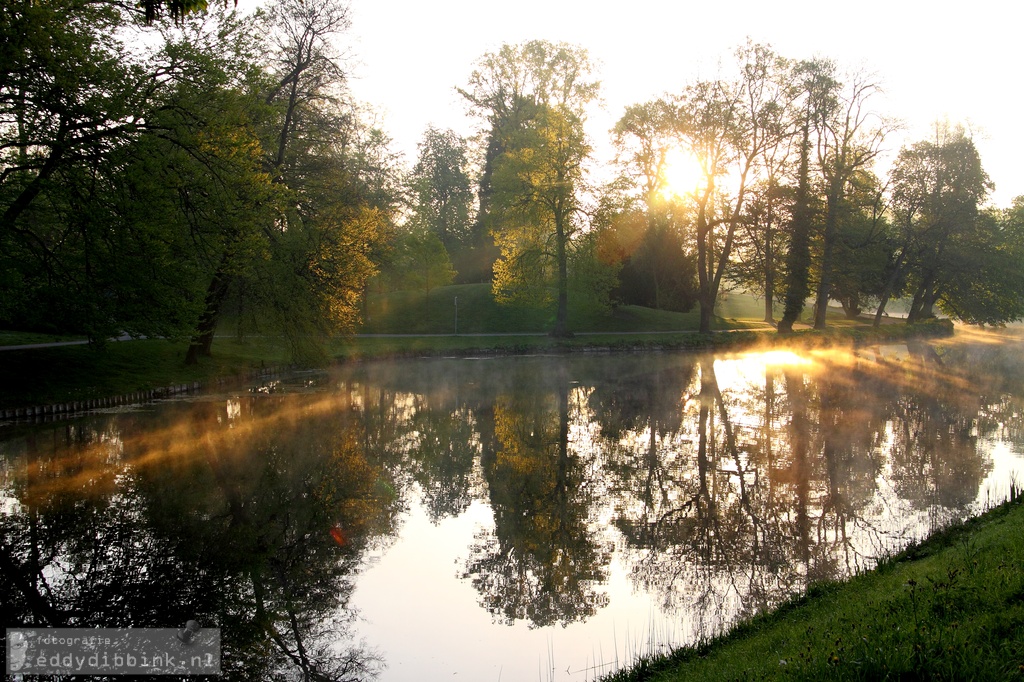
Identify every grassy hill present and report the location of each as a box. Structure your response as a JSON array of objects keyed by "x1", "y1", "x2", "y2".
[{"x1": 360, "y1": 283, "x2": 772, "y2": 335}]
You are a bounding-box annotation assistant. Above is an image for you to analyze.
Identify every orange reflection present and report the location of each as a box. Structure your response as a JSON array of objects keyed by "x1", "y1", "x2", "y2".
[{"x1": 10, "y1": 391, "x2": 360, "y2": 502}]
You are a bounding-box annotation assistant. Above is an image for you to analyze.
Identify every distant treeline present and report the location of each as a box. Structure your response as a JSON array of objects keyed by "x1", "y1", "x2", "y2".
[{"x1": 3, "y1": 2, "x2": 1022, "y2": 361}]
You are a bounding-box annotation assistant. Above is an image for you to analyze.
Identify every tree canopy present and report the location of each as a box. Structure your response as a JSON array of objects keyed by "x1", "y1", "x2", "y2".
[{"x1": 1, "y1": 0, "x2": 396, "y2": 362}]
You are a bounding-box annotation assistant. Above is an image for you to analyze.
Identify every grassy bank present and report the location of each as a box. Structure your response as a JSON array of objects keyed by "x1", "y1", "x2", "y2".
[
  {"x1": 0, "y1": 286, "x2": 951, "y2": 411},
  {"x1": 602, "y1": 493, "x2": 1024, "y2": 682}
]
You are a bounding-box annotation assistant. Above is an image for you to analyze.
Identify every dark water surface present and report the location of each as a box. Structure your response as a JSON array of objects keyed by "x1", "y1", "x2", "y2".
[{"x1": 3, "y1": 340, "x2": 1023, "y2": 680}]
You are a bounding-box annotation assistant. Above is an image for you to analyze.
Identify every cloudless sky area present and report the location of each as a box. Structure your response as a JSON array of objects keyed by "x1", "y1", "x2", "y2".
[{"x1": 341, "y1": 0, "x2": 1021, "y2": 207}]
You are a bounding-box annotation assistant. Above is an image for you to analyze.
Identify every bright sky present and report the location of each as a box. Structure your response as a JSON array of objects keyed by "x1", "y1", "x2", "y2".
[{"x1": 345, "y1": 0, "x2": 1022, "y2": 207}]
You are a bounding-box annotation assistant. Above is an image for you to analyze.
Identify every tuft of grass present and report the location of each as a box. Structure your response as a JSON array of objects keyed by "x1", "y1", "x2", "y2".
[{"x1": 600, "y1": 495, "x2": 1024, "y2": 681}]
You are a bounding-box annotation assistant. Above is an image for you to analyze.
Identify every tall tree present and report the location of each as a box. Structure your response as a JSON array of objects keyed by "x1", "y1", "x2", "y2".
[
  {"x1": 777, "y1": 114, "x2": 812, "y2": 331},
  {"x1": 408, "y1": 126, "x2": 474, "y2": 251},
  {"x1": 672, "y1": 42, "x2": 791, "y2": 334},
  {"x1": 825, "y1": 168, "x2": 892, "y2": 319},
  {"x1": 778, "y1": 59, "x2": 836, "y2": 333},
  {"x1": 938, "y1": 202, "x2": 1024, "y2": 325},
  {"x1": 612, "y1": 100, "x2": 677, "y2": 218},
  {"x1": 407, "y1": 126, "x2": 475, "y2": 280},
  {"x1": 185, "y1": 0, "x2": 395, "y2": 364},
  {"x1": 879, "y1": 124, "x2": 992, "y2": 325},
  {"x1": 611, "y1": 100, "x2": 698, "y2": 311},
  {"x1": 388, "y1": 227, "x2": 456, "y2": 295},
  {"x1": 733, "y1": 174, "x2": 793, "y2": 323},
  {"x1": 809, "y1": 68, "x2": 889, "y2": 329},
  {"x1": 461, "y1": 40, "x2": 598, "y2": 337},
  {"x1": 0, "y1": 0, "x2": 273, "y2": 341}
]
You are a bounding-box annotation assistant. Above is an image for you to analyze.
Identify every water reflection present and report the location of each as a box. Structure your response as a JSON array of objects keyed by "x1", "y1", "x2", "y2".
[
  {"x1": 464, "y1": 362, "x2": 609, "y2": 628},
  {"x1": 2, "y1": 342, "x2": 1022, "y2": 680},
  {"x1": 1, "y1": 394, "x2": 400, "y2": 680}
]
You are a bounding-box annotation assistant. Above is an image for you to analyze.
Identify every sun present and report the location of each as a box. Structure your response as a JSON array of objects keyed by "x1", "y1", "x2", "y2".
[{"x1": 659, "y1": 147, "x2": 706, "y2": 199}]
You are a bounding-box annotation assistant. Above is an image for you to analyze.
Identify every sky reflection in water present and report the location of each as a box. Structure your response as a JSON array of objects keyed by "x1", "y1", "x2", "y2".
[{"x1": 2, "y1": 342, "x2": 1023, "y2": 681}]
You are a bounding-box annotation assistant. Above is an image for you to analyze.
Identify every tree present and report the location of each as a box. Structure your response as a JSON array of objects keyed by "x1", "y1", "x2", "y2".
[
  {"x1": 408, "y1": 126, "x2": 474, "y2": 251},
  {"x1": 1, "y1": 0, "x2": 158, "y2": 318},
  {"x1": 461, "y1": 41, "x2": 598, "y2": 337},
  {"x1": 612, "y1": 100, "x2": 677, "y2": 218},
  {"x1": 938, "y1": 203, "x2": 1024, "y2": 325},
  {"x1": 407, "y1": 126, "x2": 475, "y2": 279},
  {"x1": 878, "y1": 124, "x2": 992, "y2": 326},
  {"x1": 733, "y1": 176, "x2": 793, "y2": 323},
  {"x1": 389, "y1": 227, "x2": 456, "y2": 295},
  {"x1": 671, "y1": 42, "x2": 792, "y2": 334},
  {"x1": 777, "y1": 59, "x2": 838, "y2": 333},
  {"x1": 0, "y1": 0, "x2": 281, "y2": 342},
  {"x1": 183, "y1": 0, "x2": 396, "y2": 364},
  {"x1": 824, "y1": 169, "x2": 893, "y2": 319},
  {"x1": 611, "y1": 101, "x2": 699, "y2": 312},
  {"x1": 809, "y1": 68, "x2": 889, "y2": 329}
]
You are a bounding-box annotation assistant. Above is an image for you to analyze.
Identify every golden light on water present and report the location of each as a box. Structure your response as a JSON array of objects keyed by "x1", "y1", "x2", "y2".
[{"x1": 758, "y1": 349, "x2": 814, "y2": 366}]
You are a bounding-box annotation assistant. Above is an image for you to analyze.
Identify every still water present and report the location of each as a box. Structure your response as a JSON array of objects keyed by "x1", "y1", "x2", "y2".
[{"x1": 2, "y1": 338, "x2": 1023, "y2": 681}]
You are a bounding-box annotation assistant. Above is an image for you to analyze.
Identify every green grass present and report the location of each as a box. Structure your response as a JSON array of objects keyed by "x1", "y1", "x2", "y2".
[
  {"x1": 0, "y1": 337, "x2": 290, "y2": 410},
  {"x1": 602, "y1": 493, "x2": 1024, "y2": 682},
  {"x1": 0, "y1": 330, "x2": 88, "y2": 346},
  {"x1": 360, "y1": 284, "x2": 874, "y2": 335},
  {"x1": 360, "y1": 283, "x2": 766, "y2": 335}
]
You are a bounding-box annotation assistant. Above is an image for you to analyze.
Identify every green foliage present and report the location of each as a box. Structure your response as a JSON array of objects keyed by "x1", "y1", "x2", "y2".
[
  {"x1": 888, "y1": 124, "x2": 995, "y2": 324},
  {"x1": 1, "y1": 0, "x2": 397, "y2": 363},
  {"x1": 608, "y1": 103, "x2": 700, "y2": 313},
  {"x1": 1, "y1": 0, "x2": 145, "y2": 334},
  {"x1": 612, "y1": 99, "x2": 677, "y2": 207},
  {"x1": 487, "y1": 99, "x2": 591, "y2": 309},
  {"x1": 732, "y1": 177, "x2": 793, "y2": 321},
  {"x1": 826, "y1": 170, "x2": 894, "y2": 318},
  {"x1": 462, "y1": 40, "x2": 598, "y2": 335},
  {"x1": 137, "y1": 0, "x2": 213, "y2": 23},
  {"x1": 387, "y1": 228, "x2": 456, "y2": 294},
  {"x1": 407, "y1": 126, "x2": 475, "y2": 255},
  {"x1": 938, "y1": 201, "x2": 1024, "y2": 325},
  {"x1": 568, "y1": 229, "x2": 620, "y2": 316}
]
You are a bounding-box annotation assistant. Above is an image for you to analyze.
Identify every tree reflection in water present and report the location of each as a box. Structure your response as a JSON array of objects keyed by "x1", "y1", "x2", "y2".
[
  {"x1": 1, "y1": 392, "x2": 399, "y2": 681},
  {"x1": 585, "y1": 348, "x2": 999, "y2": 638},
  {"x1": 462, "y1": 361, "x2": 610, "y2": 627},
  {"x1": 1, "y1": 343, "x2": 1020, "y2": 678}
]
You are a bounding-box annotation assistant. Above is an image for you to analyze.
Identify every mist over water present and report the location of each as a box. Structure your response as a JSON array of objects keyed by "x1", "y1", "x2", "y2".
[{"x1": 2, "y1": 340, "x2": 1022, "y2": 680}]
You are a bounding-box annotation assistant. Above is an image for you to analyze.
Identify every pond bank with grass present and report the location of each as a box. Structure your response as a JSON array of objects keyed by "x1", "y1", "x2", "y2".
[
  {"x1": 0, "y1": 318, "x2": 953, "y2": 416},
  {"x1": 600, "y1": 492, "x2": 1024, "y2": 682}
]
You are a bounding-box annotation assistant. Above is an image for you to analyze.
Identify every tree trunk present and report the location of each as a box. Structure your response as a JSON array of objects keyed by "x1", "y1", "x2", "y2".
[
  {"x1": 906, "y1": 270, "x2": 937, "y2": 324},
  {"x1": 551, "y1": 205, "x2": 571, "y2": 337},
  {"x1": 779, "y1": 121, "x2": 813, "y2": 334},
  {"x1": 763, "y1": 224, "x2": 775, "y2": 324},
  {"x1": 872, "y1": 250, "x2": 907, "y2": 327},
  {"x1": 185, "y1": 264, "x2": 231, "y2": 365},
  {"x1": 813, "y1": 182, "x2": 843, "y2": 330},
  {"x1": 699, "y1": 294, "x2": 715, "y2": 334}
]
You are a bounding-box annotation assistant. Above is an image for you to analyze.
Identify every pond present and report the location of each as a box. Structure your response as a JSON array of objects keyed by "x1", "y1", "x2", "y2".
[{"x1": 2, "y1": 339, "x2": 1023, "y2": 681}]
